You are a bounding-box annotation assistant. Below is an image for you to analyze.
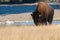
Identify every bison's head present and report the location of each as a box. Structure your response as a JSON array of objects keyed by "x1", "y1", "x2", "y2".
[{"x1": 31, "y1": 11, "x2": 43, "y2": 26}]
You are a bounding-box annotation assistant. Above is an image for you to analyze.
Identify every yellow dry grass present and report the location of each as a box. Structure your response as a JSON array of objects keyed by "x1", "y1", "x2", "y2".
[{"x1": 0, "y1": 25, "x2": 60, "y2": 40}]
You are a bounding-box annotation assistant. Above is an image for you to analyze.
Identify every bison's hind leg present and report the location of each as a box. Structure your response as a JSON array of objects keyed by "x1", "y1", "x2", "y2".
[
  {"x1": 48, "y1": 18, "x2": 52, "y2": 24},
  {"x1": 48, "y1": 11, "x2": 54, "y2": 24},
  {"x1": 48, "y1": 14, "x2": 54, "y2": 24}
]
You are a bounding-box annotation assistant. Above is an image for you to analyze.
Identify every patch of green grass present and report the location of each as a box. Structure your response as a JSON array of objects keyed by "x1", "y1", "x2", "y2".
[{"x1": 5, "y1": 0, "x2": 10, "y2": 2}]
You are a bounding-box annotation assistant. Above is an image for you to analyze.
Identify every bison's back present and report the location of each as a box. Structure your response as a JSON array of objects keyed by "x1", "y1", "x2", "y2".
[{"x1": 37, "y1": 2, "x2": 53, "y2": 13}]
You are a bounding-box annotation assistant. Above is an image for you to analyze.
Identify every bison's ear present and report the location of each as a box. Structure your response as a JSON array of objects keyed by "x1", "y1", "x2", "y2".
[{"x1": 33, "y1": 11, "x2": 36, "y2": 14}]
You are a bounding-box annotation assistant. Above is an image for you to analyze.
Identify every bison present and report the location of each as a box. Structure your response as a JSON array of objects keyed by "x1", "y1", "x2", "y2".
[{"x1": 31, "y1": 2, "x2": 54, "y2": 26}]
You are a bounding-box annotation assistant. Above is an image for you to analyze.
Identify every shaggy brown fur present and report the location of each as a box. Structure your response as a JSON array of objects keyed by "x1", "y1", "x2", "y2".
[{"x1": 31, "y1": 2, "x2": 54, "y2": 26}]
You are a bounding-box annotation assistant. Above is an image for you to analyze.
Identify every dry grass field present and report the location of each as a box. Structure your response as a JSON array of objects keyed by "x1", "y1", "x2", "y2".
[{"x1": 0, "y1": 25, "x2": 60, "y2": 40}]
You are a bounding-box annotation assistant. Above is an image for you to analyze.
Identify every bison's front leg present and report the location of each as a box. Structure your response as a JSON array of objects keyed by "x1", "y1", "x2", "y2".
[
  {"x1": 42, "y1": 18, "x2": 47, "y2": 25},
  {"x1": 34, "y1": 20, "x2": 38, "y2": 26}
]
